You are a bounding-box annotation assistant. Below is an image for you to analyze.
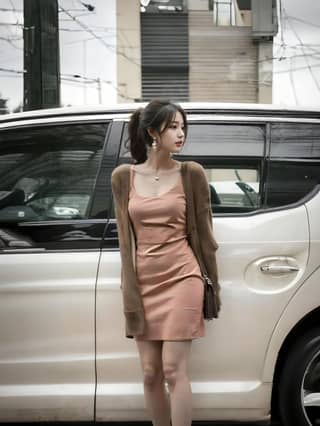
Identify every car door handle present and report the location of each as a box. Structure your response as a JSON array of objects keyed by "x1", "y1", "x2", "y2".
[{"x1": 260, "y1": 265, "x2": 300, "y2": 273}]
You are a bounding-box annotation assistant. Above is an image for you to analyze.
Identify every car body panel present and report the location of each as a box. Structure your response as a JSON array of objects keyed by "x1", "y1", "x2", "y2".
[
  {"x1": 95, "y1": 199, "x2": 309, "y2": 421},
  {"x1": 0, "y1": 251, "x2": 98, "y2": 421},
  {"x1": 262, "y1": 188, "x2": 320, "y2": 382}
]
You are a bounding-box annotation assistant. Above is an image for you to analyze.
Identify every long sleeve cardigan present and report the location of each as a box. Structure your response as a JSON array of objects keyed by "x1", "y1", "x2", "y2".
[{"x1": 111, "y1": 160, "x2": 221, "y2": 338}]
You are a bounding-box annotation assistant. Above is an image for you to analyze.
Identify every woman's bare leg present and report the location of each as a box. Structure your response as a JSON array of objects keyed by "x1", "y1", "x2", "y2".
[
  {"x1": 136, "y1": 340, "x2": 171, "y2": 426},
  {"x1": 162, "y1": 340, "x2": 192, "y2": 426}
]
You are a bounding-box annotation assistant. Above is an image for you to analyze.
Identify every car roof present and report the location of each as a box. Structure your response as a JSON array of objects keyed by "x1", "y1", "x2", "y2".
[{"x1": 1, "y1": 102, "x2": 320, "y2": 124}]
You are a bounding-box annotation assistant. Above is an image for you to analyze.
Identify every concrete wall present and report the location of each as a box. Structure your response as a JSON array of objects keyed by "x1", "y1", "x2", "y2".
[
  {"x1": 116, "y1": 0, "x2": 141, "y2": 102},
  {"x1": 189, "y1": 11, "x2": 258, "y2": 102},
  {"x1": 257, "y1": 41, "x2": 273, "y2": 103}
]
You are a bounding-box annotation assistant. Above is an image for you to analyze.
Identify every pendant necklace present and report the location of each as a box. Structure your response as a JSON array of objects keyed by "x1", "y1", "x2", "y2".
[{"x1": 153, "y1": 162, "x2": 179, "y2": 181}]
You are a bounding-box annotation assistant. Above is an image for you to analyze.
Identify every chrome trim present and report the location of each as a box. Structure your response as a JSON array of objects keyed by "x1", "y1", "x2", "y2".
[
  {"x1": 260, "y1": 265, "x2": 299, "y2": 273},
  {"x1": 0, "y1": 248, "x2": 101, "y2": 254},
  {"x1": 0, "y1": 115, "x2": 114, "y2": 130},
  {"x1": 2, "y1": 248, "x2": 46, "y2": 253},
  {"x1": 122, "y1": 115, "x2": 320, "y2": 124},
  {"x1": 301, "y1": 349, "x2": 320, "y2": 425},
  {"x1": 1, "y1": 101, "x2": 320, "y2": 122},
  {"x1": 1, "y1": 102, "x2": 320, "y2": 127},
  {"x1": 186, "y1": 115, "x2": 320, "y2": 123}
]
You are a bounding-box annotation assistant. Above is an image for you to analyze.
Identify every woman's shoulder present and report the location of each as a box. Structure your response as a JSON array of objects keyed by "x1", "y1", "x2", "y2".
[
  {"x1": 111, "y1": 163, "x2": 131, "y2": 182},
  {"x1": 186, "y1": 160, "x2": 206, "y2": 176}
]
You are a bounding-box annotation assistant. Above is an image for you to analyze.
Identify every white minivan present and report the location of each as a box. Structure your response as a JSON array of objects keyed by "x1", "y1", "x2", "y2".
[{"x1": 0, "y1": 103, "x2": 319, "y2": 426}]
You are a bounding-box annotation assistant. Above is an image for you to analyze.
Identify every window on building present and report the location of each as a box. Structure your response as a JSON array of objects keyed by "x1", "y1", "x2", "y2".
[{"x1": 212, "y1": 0, "x2": 236, "y2": 26}]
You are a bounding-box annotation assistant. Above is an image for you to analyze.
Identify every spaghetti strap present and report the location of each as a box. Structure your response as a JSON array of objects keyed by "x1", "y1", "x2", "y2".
[{"x1": 129, "y1": 164, "x2": 134, "y2": 190}]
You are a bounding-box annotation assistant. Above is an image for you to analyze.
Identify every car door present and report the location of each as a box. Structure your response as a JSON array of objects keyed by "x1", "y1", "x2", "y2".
[
  {"x1": 95, "y1": 115, "x2": 310, "y2": 422},
  {"x1": 0, "y1": 118, "x2": 109, "y2": 422}
]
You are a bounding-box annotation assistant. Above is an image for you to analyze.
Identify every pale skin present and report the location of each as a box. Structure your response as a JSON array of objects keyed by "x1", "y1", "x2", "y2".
[
  {"x1": 132, "y1": 110, "x2": 185, "y2": 198},
  {"x1": 133, "y1": 111, "x2": 194, "y2": 426}
]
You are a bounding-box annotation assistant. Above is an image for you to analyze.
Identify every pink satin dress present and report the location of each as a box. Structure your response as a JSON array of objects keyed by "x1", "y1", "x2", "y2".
[{"x1": 128, "y1": 164, "x2": 205, "y2": 341}]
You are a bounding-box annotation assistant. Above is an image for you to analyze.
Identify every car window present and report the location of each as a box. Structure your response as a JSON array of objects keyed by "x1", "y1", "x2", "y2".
[
  {"x1": 0, "y1": 123, "x2": 108, "y2": 223},
  {"x1": 183, "y1": 123, "x2": 264, "y2": 213},
  {"x1": 115, "y1": 122, "x2": 263, "y2": 216},
  {"x1": 266, "y1": 123, "x2": 320, "y2": 207},
  {"x1": 119, "y1": 122, "x2": 265, "y2": 157},
  {"x1": 206, "y1": 166, "x2": 261, "y2": 213},
  {"x1": 180, "y1": 123, "x2": 264, "y2": 156}
]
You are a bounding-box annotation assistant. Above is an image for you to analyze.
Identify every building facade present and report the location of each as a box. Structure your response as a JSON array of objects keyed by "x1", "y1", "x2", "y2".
[{"x1": 116, "y1": 0, "x2": 278, "y2": 103}]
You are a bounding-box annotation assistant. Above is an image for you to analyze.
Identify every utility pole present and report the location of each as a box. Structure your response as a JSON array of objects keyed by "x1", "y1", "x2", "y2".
[{"x1": 23, "y1": 0, "x2": 60, "y2": 111}]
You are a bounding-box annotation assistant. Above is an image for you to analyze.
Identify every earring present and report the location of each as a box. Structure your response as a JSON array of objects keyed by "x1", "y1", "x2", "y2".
[{"x1": 152, "y1": 138, "x2": 157, "y2": 151}]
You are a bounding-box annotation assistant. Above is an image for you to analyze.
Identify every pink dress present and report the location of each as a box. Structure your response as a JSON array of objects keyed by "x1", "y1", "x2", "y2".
[{"x1": 128, "y1": 164, "x2": 205, "y2": 340}]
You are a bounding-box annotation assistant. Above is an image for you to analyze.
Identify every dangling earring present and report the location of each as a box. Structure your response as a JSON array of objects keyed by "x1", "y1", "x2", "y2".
[{"x1": 152, "y1": 138, "x2": 157, "y2": 151}]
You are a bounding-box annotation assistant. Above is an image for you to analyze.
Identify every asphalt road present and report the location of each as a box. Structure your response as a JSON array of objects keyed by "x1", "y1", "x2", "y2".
[
  {"x1": 2, "y1": 422, "x2": 282, "y2": 426},
  {"x1": 102, "y1": 422, "x2": 281, "y2": 425},
  {"x1": 92, "y1": 422, "x2": 281, "y2": 425}
]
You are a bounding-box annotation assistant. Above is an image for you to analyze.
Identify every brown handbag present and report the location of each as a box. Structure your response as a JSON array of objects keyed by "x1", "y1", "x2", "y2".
[{"x1": 202, "y1": 272, "x2": 219, "y2": 320}]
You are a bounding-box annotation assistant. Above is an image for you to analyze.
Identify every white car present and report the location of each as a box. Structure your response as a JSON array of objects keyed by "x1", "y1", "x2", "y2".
[{"x1": 0, "y1": 102, "x2": 319, "y2": 426}]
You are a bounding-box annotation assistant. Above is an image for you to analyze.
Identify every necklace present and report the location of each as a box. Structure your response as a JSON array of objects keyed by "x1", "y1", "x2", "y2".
[
  {"x1": 153, "y1": 167, "x2": 179, "y2": 181},
  {"x1": 136, "y1": 162, "x2": 180, "y2": 181}
]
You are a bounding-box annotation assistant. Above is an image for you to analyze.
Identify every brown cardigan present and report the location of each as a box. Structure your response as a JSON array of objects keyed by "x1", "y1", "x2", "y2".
[{"x1": 111, "y1": 160, "x2": 221, "y2": 338}]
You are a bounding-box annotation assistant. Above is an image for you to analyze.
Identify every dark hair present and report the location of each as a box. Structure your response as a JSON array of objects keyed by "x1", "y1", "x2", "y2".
[{"x1": 127, "y1": 99, "x2": 188, "y2": 164}]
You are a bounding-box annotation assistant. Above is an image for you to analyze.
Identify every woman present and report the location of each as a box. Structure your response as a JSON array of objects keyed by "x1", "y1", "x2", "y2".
[{"x1": 111, "y1": 99, "x2": 221, "y2": 426}]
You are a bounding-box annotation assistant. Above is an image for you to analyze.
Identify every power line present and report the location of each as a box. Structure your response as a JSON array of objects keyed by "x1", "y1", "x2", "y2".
[
  {"x1": 255, "y1": 51, "x2": 320, "y2": 64},
  {"x1": 286, "y1": 14, "x2": 320, "y2": 30},
  {"x1": 285, "y1": 12, "x2": 320, "y2": 93},
  {"x1": 60, "y1": 12, "x2": 96, "y2": 21},
  {"x1": 9, "y1": 0, "x2": 21, "y2": 23},
  {"x1": 289, "y1": 56, "x2": 298, "y2": 105},
  {"x1": 61, "y1": 35, "x2": 115, "y2": 45},
  {"x1": 76, "y1": 1, "x2": 95, "y2": 12},
  {"x1": 0, "y1": 66, "x2": 24, "y2": 74},
  {"x1": 0, "y1": 35, "x2": 22, "y2": 50},
  {"x1": 0, "y1": 21, "x2": 23, "y2": 27},
  {"x1": 274, "y1": 41, "x2": 320, "y2": 55},
  {"x1": 60, "y1": 73, "x2": 136, "y2": 101},
  {"x1": 0, "y1": 7, "x2": 22, "y2": 12},
  {"x1": 58, "y1": 4, "x2": 140, "y2": 67}
]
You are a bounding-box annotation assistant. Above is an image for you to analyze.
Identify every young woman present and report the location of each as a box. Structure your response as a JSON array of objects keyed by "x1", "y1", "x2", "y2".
[{"x1": 111, "y1": 99, "x2": 221, "y2": 426}]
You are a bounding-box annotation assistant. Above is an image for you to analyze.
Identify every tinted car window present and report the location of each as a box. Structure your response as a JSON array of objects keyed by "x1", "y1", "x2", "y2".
[
  {"x1": 0, "y1": 123, "x2": 108, "y2": 222},
  {"x1": 207, "y1": 166, "x2": 261, "y2": 213},
  {"x1": 119, "y1": 122, "x2": 265, "y2": 157},
  {"x1": 181, "y1": 123, "x2": 264, "y2": 157},
  {"x1": 270, "y1": 123, "x2": 320, "y2": 158},
  {"x1": 116, "y1": 122, "x2": 263, "y2": 215},
  {"x1": 266, "y1": 123, "x2": 320, "y2": 207},
  {"x1": 183, "y1": 123, "x2": 264, "y2": 213}
]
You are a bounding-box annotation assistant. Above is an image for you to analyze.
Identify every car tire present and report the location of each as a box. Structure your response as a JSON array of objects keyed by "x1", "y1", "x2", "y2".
[{"x1": 278, "y1": 327, "x2": 320, "y2": 426}]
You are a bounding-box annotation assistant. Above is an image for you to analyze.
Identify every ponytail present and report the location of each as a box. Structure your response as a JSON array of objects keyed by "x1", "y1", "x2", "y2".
[{"x1": 128, "y1": 107, "x2": 148, "y2": 164}]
